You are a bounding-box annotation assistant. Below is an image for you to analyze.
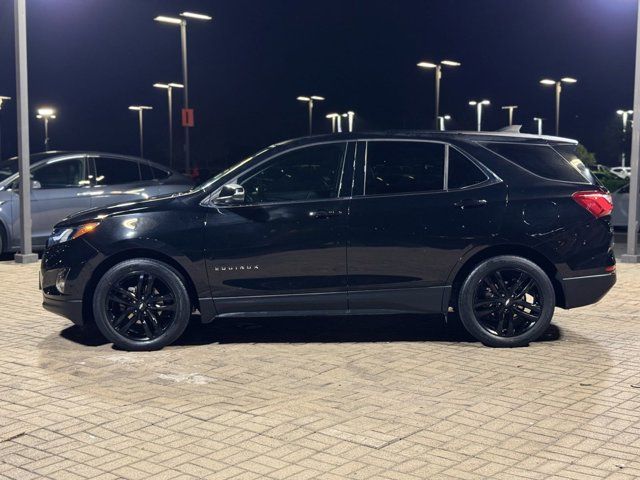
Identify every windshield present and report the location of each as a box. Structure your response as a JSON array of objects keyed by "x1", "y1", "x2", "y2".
[
  {"x1": 0, "y1": 159, "x2": 19, "y2": 183},
  {"x1": 193, "y1": 145, "x2": 275, "y2": 192}
]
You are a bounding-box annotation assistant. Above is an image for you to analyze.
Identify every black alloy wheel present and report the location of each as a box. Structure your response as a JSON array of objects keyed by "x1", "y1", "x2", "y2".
[
  {"x1": 92, "y1": 259, "x2": 191, "y2": 350},
  {"x1": 457, "y1": 255, "x2": 555, "y2": 347},
  {"x1": 106, "y1": 272, "x2": 176, "y2": 341},
  {"x1": 473, "y1": 269, "x2": 542, "y2": 337}
]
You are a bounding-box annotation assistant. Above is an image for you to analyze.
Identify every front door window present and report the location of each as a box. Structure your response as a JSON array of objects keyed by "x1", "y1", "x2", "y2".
[{"x1": 239, "y1": 143, "x2": 346, "y2": 204}]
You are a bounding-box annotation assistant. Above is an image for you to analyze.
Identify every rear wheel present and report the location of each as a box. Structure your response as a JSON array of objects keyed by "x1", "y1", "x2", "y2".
[
  {"x1": 92, "y1": 259, "x2": 191, "y2": 350},
  {"x1": 457, "y1": 255, "x2": 555, "y2": 347}
]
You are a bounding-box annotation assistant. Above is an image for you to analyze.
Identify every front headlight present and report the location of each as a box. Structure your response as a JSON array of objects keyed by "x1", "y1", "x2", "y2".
[{"x1": 47, "y1": 222, "x2": 100, "y2": 247}]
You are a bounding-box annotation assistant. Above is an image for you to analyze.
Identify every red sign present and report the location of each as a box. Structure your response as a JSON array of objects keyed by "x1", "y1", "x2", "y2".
[{"x1": 182, "y1": 108, "x2": 194, "y2": 127}]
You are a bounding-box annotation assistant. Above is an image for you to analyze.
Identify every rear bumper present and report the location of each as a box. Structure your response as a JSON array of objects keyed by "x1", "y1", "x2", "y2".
[{"x1": 559, "y1": 272, "x2": 616, "y2": 309}]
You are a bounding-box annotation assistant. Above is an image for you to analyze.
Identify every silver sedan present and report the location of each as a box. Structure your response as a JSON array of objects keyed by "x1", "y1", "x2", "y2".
[{"x1": 0, "y1": 151, "x2": 194, "y2": 252}]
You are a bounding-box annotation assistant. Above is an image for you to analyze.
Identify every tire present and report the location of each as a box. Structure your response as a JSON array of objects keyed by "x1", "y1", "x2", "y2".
[
  {"x1": 92, "y1": 258, "x2": 191, "y2": 351},
  {"x1": 0, "y1": 223, "x2": 5, "y2": 254},
  {"x1": 457, "y1": 255, "x2": 555, "y2": 347}
]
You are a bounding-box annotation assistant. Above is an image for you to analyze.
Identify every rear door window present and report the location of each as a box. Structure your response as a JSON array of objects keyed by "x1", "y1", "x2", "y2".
[
  {"x1": 365, "y1": 141, "x2": 445, "y2": 195},
  {"x1": 485, "y1": 143, "x2": 591, "y2": 183},
  {"x1": 448, "y1": 148, "x2": 488, "y2": 189},
  {"x1": 94, "y1": 157, "x2": 142, "y2": 185}
]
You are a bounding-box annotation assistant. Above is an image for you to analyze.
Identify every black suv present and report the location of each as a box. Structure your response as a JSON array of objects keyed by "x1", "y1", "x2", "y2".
[{"x1": 41, "y1": 132, "x2": 616, "y2": 350}]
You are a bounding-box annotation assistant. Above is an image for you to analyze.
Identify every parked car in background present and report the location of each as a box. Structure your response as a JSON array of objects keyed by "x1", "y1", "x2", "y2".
[
  {"x1": 610, "y1": 166, "x2": 631, "y2": 179},
  {"x1": 611, "y1": 182, "x2": 635, "y2": 228},
  {"x1": 593, "y1": 169, "x2": 628, "y2": 193},
  {"x1": 41, "y1": 131, "x2": 615, "y2": 351},
  {"x1": 0, "y1": 151, "x2": 193, "y2": 252}
]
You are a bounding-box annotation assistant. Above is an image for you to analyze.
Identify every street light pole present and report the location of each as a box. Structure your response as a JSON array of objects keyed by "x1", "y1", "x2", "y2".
[
  {"x1": 297, "y1": 96, "x2": 324, "y2": 135},
  {"x1": 342, "y1": 111, "x2": 355, "y2": 132},
  {"x1": 179, "y1": 20, "x2": 190, "y2": 172},
  {"x1": 154, "y1": 82, "x2": 184, "y2": 167},
  {"x1": 534, "y1": 117, "x2": 544, "y2": 135},
  {"x1": 622, "y1": 0, "x2": 640, "y2": 263},
  {"x1": 326, "y1": 113, "x2": 341, "y2": 133},
  {"x1": 540, "y1": 77, "x2": 577, "y2": 136},
  {"x1": 326, "y1": 113, "x2": 337, "y2": 133},
  {"x1": 155, "y1": 12, "x2": 212, "y2": 173},
  {"x1": 501, "y1": 105, "x2": 518, "y2": 126},
  {"x1": 617, "y1": 109, "x2": 633, "y2": 167},
  {"x1": 129, "y1": 106, "x2": 152, "y2": 158},
  {"x1": 36, "y1": 108, "x2": 56, "y2": 152},
  {"x1": 14, "y1": 0, "x2": 36, "y2": 264},
  {"x1": 469, "y1": 100, "x2": 490, "y2": 132},
  {"x1": 0, "y1": 96, "x2": 10, "y2": 161},
  {"x1": 437, "y1": 115, "x2": 451, "y2": 131},
  {"x1": 417, "y1": 60, "x2": 461, "y2": 128}
]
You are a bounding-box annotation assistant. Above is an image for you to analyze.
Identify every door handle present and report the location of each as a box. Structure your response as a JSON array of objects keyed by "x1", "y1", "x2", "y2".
[
  {"x1": 454, "y1": 199, "x2": 487, "y2": 209},
  {"x1": 309, "y1": 209, "x2": 343, "y2": 219}
]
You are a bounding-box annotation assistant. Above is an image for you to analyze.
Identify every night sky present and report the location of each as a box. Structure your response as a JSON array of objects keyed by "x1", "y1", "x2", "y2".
[{"x1": 0, "y1": 0, "x2": 637, "y2": 173}]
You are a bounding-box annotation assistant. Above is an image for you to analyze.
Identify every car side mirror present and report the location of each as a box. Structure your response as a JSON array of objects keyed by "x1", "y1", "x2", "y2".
[
  {"x1": 11, "y1": 179, "x2": 42, "y2": 191},
  {"x1": 214, "y1": 183, "x2": 245, "y2": 205}
]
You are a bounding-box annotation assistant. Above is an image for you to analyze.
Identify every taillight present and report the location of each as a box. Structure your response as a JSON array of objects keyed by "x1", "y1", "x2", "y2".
[{"x1": 572, "y1": 190, "x2": 613, "y2": 218}]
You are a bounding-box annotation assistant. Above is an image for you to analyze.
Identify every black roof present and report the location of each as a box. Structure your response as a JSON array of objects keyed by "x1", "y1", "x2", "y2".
[{"x1": 275, "y1": 130, "x2": 578, "y2": 149}]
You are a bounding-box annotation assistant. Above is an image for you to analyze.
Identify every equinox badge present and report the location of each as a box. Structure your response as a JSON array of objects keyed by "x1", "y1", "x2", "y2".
[{"x1": 214, "y1": 265, "x2": 260, "y2": 272}]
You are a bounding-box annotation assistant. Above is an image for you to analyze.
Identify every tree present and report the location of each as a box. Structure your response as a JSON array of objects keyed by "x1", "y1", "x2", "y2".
[{"x1": 576, "y1": 143, "x2": 597, "y2": 168}]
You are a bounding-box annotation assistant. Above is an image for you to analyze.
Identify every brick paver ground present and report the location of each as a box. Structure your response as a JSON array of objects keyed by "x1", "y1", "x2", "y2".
[{"x1": 1, "y1": 260, "x2": 639, "y2": 479}]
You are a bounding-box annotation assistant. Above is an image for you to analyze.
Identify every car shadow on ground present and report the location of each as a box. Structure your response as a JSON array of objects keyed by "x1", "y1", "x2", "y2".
[{"x1": 59, "y1": 314, "x2": 562, "y2": 348}]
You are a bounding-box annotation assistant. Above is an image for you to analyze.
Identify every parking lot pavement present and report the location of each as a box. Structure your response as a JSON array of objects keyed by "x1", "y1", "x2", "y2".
[{"x1": 1, "y1": 262, "x2": 639, "y2": 480}]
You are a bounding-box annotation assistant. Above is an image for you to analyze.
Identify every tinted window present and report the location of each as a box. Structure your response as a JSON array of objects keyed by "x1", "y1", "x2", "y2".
[
  {"x1": 448, "y1": 148, "x2": 488, "y2": 189},
  {"x1": 486, "y1": 143, "x2": 590, "y2": 183},
  {"x1": 240, "y1": 143, "x2": 345, "y2": 204},
  {"x1": 553, "y1": 144, "x2": 597, "y2": 184},
  {"x1": 94, "y1": 157, "x2": 141, "y2": 185},
  {"x1": 140, "y1": 162, "x2": 171, "y2": 181},
  {"x1": 32, "y1": 158, "x2": 85, "y2": 189},
  {"x1": 365, "y1": 141, "x2": 444, "y2": 195}
]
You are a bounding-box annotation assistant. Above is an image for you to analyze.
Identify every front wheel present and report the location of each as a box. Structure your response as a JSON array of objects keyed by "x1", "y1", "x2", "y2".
[
  {"x1": 92, "y1": 259, "x2": 191, "y2": 351},
  {"x1": 457, "y1": 255, "x2": 555, "y2": 347}
]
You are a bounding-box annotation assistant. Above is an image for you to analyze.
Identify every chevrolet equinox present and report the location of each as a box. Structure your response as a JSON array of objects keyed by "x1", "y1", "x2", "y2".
[{"x1": 41, "y1": 132, "x2": 616, "y2": 350}]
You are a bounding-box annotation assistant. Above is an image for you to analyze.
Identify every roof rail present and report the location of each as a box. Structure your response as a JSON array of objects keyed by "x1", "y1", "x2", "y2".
[{"x1": 497, "y1": 125, "x2": 522, "y2": 133}]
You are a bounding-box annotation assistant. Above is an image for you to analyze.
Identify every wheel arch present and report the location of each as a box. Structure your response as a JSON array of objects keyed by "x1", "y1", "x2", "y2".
[
  {"x1": 82, "y1": 248, "x2": 200, "y2": 325},
  {"x1": 448, "y1": 245, "x2": 564, "y2": 308}
]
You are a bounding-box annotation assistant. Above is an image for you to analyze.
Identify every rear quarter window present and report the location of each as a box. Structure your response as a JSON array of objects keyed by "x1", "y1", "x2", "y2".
[{"x1": 484, "y1": 142, "x2": 592, "y2": 184}]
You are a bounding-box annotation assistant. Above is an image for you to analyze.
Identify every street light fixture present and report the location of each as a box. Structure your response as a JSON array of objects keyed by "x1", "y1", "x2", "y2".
[
  {"x1": 0, "y1": 96, "x2": 11, "y2": 160},
  {"x1": 417, "y1": 59, "x2": 461, "y2": 128},
  {"x1": 36, "y1": 107, "x2": 56, "y2": 151},
  {"x1": 326, "y1": 113, "x2": 341, "y2": 133},
  {"x1": 154, "y1": 10, "x2": 212, "y2": 173},
  {"x1": 617, "y1": 110, "x2": 634, "y2": 167},
  {"x1": 540, "y1": 77, "x2": 577, "y2": 136},
  {"x1": 342, "y1": 111, "x2": 355, "y2": 132},
  {"x1": 154, "y1": 82, "x2": 184, "y2": 168},
  {"x1": 297, "y1": 95, "x2": 325, "y2": 135},
  {"x1": 128, "y1": 106, "x2": 152, "y2": 158},
  {"x1": 533, "y1": 117, "x2": 544, "y2": 135},
  {"x1": 437, "y1": 115, "x2": 451, "y2": 131},
  {"x1": 468, "y1": 100, "x2": 490, "y2": 132},
  {"x1": 501, "y1": 105, "x2": 518, "y2": 126}
]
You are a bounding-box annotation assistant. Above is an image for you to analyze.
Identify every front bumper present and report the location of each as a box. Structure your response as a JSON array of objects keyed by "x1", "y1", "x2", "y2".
[
  {"x1": 42, "y1": 295, "x2": 84, "y2": 326},
  {"x1": 41, "y1": 239, "x2": 102, "y2": 326},
  {"x1": 559, "y1": 272, "x2": 616, "y2": 309}
]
